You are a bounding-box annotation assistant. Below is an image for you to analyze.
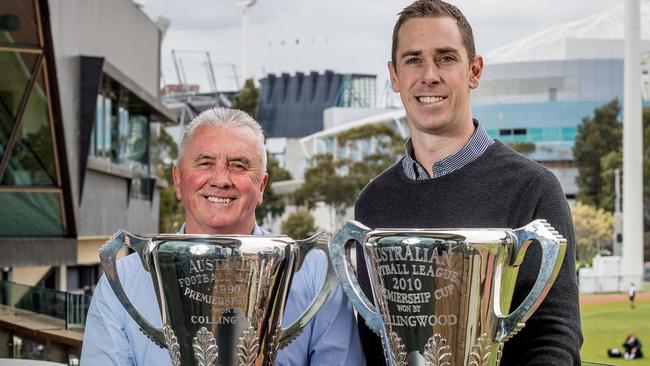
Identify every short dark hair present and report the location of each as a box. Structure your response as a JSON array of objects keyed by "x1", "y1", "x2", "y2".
[{"x1": 391, "y1": 0, "x2": 476, "y2": 66}]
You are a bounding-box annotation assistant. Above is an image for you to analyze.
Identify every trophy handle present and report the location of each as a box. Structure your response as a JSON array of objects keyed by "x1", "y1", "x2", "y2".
[
  {"x1": 329, "y1": 220, "x2": 382, "y2": 335},
  {"x1": 276, "y1": 231, "x2": 338, "y2": 348},
  {"x1": 494, "y1": 219, "x2": 567, "y2": 342},
  {"x1": 99, "y1": 230, "x2": 166, "y2": 347}
]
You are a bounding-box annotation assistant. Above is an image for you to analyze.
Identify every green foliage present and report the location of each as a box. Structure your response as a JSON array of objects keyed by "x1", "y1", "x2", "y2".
[
  {"x1": 157, "y1": 125, "x2": 178, "y2": 164},
  {"x1": 573, "y1": 99, "x2": 622, "y2": 208},
  {"x1": 598, "y1": 150, "x2": 622, "y2": 212},
  {"x1": 506, "y1": 142, "x2": 536, "y2": 155},
  {"x1": 281, "y1": 209, "x2": 318, "y2": 239},
  {"x1": 294, "y1": 154, "x2": 357, "y2": 217},
  {"x1": 256, "y1": 154, "x2": 292, "y2": 224},
  {"x1": 571, "y1": 202, "x2": 614, "y2": 265},
  {"x1": 231, "y1": 79, "x2": 259, "y2": 118},
  {"x1": 580, "y1": 300, "x2": 650, "y2": 363},
  {"x1": 574, "y1": 103, "x2": 650, "y2": 261},
  {"x1": 157, "y1": 128, "x2": 184, "y2": 233},
  {"x1": 159, "y1": 179, "x2": 184, "y2": 233},
  {"x1": 294, "y1": 124, "x2": 404, "y2": 219}
]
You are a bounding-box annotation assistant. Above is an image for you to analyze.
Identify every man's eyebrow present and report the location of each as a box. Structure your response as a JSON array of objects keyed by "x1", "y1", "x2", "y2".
[
  {"x1": 435, "y1": 47, "x2": 460, "y2": 55},
  {"x1": 194, "y1": 154, "x2": 215, "y2": 161},
  {"x1": 399, "y1": 50, "x2": 422, "y2": 59},
  {"x1": 228, "y1": 155, "x2": 252, "y2": 165},
  {"x1": 399, "y1": 47, "x2": 460, "y2": 59}
]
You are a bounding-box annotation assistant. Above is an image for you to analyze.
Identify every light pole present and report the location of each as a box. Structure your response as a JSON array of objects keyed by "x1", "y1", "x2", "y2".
[
  {"x1": 622, "y1": 0, "x2": 644, "y2": 290},
  {"x1": 236, "y1": 0, "x2": 256, "y2": 85}
]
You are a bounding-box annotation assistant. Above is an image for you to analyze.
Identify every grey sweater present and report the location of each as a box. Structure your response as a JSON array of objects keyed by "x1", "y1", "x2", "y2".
[{"x1": 354, "y1": 141, "x2": 582, "y2": 365}]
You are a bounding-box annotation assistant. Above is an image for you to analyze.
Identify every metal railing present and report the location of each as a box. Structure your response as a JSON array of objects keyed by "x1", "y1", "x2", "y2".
[{"x1": 0, "y1": 280, "x2": 92, "y2": 330}]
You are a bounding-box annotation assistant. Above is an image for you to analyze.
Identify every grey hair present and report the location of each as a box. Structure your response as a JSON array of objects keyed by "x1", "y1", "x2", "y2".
[{"x1": 176, "y1": 107, "x2": 267, "y2": 171}]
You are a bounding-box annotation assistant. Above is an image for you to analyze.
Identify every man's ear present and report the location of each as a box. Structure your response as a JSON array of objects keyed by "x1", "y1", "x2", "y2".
[
  {"x1": 469, "y1": 55, "x2": 484, "y2": 89},
  {"x1": 388, "y1": 61, "x2": 400, "y2": 93},
  {"x1": 172, "y1": 164, "x2": 182, "y2": 201},
  {"x1": 258, "y1": 173, "x2": 269, "y2": 205}
]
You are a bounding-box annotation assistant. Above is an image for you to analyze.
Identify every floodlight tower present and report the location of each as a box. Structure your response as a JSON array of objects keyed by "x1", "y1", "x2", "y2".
[
  {"x1": 622, "y1": 0, "x2": 644, "y2": 290},
  {"x1": 237, "y1": 0, "x2": 256, "y2": 84}
]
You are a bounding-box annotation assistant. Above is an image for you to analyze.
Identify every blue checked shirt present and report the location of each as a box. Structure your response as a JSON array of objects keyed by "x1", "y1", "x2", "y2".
[
  {"x1": 81, "y1": 224, "x2": 364, "y2": 365},
  {"x1": 402, "y1": 119, "x2": 494, "y2": 180}
]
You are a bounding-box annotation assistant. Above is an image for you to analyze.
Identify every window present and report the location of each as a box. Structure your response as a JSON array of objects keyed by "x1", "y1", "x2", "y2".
[
  {"x1": 544, "y1": 128, "x2": 561, "y2": 141},
  {"x1": 0, "y1": 0, "x2": 72, "y2": 237},
  {"x1": 88, "y1": 76, "x2": 158, "y2": 200},
  {"x1": 549, "y1": 87, "x2": 557, "y2": 102},
  {"x1": 561, "y1": 127, "x2": 577, "y2": 141}
]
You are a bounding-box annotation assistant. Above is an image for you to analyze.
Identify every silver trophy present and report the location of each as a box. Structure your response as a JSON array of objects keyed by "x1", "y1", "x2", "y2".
[
  {"x1": 100, "y1": 231, "x2": 336, "y2": 366},
  {"x1": 330, "y1": 219, "x2": 566, "y2": 365}
]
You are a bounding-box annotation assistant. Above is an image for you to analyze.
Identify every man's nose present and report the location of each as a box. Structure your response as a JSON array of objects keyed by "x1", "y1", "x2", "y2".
[
  {"x1": 421, "y1": 62, "x2": 440, "y2": 86},
  {"x1": 209, "y1": 165, "x2": 232, "y2": 187}
]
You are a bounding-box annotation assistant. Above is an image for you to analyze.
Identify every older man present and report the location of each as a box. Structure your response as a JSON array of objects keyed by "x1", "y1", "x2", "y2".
[{"x1": 81, "y1": 108, "x2": 364, "y2": 365}]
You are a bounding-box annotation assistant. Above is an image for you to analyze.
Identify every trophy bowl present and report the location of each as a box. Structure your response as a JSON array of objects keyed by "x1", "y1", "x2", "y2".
[
  {"x1": 99, "y1": 231, "x2": 336, "y2": 366},
  {"x1": 330, "y1": 219, "x2": 566, "y2": 366}
]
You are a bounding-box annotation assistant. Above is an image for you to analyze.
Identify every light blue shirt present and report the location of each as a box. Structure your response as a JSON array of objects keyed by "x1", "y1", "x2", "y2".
[{"x1": 81, "y1": 225, "x2": 365, "y2": 365}]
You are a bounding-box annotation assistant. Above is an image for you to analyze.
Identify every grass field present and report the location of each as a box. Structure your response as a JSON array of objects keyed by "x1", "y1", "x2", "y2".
[{"x1": 581, "y1": 299, "x2": 650, "y2": 365}]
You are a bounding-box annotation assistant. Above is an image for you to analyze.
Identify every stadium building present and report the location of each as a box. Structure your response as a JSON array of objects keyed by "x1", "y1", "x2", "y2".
[{"x1": 300, "y1": 1, "x2": 650, "y2": 200}]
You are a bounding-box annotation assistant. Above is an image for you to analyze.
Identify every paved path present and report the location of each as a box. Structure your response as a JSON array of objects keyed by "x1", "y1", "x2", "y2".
[{"x1": 580, "y1": 292, "x2": 650, "y2": 305}]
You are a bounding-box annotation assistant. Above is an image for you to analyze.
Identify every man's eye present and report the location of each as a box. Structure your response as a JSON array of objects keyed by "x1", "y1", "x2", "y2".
[
  {"x1": 439, "y1": 55, "x2": 455, "y2": 63},
  {"x1": 230, "y1": 162, "x2": 247, "y2": 171},
  {"x1": 405, "y1": 58, "x2": 420, "y2": 65}
]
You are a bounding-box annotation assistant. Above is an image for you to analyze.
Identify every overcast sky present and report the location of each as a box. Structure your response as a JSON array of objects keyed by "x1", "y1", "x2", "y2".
[{"x1": 141, "y1": 0, "x2": 623, "y2": 93}]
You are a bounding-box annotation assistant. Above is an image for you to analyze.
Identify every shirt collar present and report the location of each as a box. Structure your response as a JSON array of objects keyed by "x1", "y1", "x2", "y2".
[{"x1": 402, "y1": 119, "x2": 493, "y2": 180}]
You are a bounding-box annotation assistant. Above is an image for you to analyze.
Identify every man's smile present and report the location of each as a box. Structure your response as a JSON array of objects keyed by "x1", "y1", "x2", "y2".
[
  {"x1": 205, "y1": 196, "x2": 234, "y2": 204},
  {"x1": 416, "y1": 96, "x2": 447, "y2": 105}
]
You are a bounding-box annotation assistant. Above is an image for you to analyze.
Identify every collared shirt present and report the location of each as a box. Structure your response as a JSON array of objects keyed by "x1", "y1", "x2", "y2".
[
  {"x1": 81, "y1": 225, "x2": 364, "y2": 365},
  {"x1": 402, "y1": 119, "x2": 494, "y2": 180}
]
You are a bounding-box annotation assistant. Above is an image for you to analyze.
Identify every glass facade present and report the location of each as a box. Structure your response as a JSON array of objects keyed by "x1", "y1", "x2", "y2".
[
  {"x1": 335, "y1": 74, "x2": 377, "y2": 108},
  {"x1": 472, "y1": 59, "x2": 626, "y2": 161},
  {"x1": 89, "y1": 76, "x2": 157, "y2": 200},
  {"x1": 0, "y1": 0, "x2": 40, "y2": 46},
  {"x1": 0, "y1": 192, "x2": 63, "y2": 236},
  {"x1": 0, "y1": 0, "x2": 69, "y2": 237}
]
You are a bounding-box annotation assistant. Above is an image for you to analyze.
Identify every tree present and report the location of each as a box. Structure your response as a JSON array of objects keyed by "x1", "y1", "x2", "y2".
[
  {"x1": 294, "y1": 124, "x2": 405, "y2": 228},
  {"x1": 293, "y1": 153, "x2": 357, "y2": 220},
  {"x1": 598, "y1": 150, "x2": 622, "y2": 212},
  {"x1": 339, "y1": 124, "x2": 405, "y2": 192},
  {"x1": 157, "y1": 128, "x2": 184, "y2": 233},
  {"x1": 506, "y1": 142, "x2": 536, "y2": 155},
  {"x1": 231, "y1": 79, "x2": 259, "y2": 118},
  {"x1": 294, "y1": 124, "x2": 405, "y2": 230},
  {"x1": 281, "y1": 209, "x2": 318, "y2": 239},
  {"x1": 590, "y1": 107, "x2": 650, "y2": 261},
  {"x1": 256, "y1": 154, "x2": 292, "y2": 224},
  {"x1": 573, "y1": 99, "x2": 622, "y2": 208},
  {"x1": 571, "y1": 202, "x2": 614, "y2": 266}
]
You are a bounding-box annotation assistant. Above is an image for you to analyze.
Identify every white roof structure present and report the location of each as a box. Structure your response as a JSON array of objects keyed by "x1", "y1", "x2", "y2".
[{"x1": 485, "y1": 0, "x2": 650, "y2": 64}]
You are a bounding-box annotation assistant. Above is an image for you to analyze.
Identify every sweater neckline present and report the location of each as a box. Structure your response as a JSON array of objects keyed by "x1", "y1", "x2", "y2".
[{"x1": 395, "y1": 140, "x2": 505, "y2": 184}]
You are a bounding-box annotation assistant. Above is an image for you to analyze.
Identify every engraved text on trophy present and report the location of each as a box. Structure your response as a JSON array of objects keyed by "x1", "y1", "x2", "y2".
[
  {"x1": 371, "y1": 241, "x2": 464, "y2": 357},
  {"x1": 176, "y1": 256, "x2": 252, "y2": 325}
]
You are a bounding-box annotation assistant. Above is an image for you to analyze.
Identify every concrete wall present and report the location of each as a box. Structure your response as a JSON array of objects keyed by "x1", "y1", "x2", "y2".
[
  {"x1": 48, "y1": 0, "x2": 161, "y2": 236},
  {"x1": 78, "y1": 170, "x2": 160, "y2": 236},
  {"x1": 49, "y1": 0, "x2": 161, "y2": 235}
]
